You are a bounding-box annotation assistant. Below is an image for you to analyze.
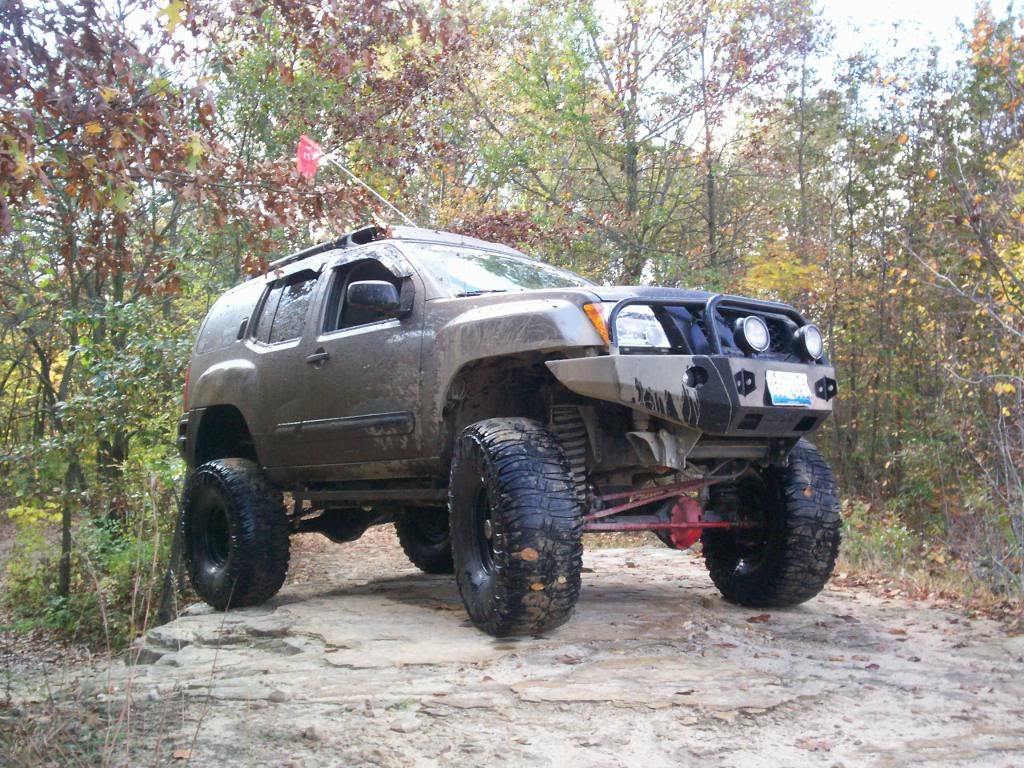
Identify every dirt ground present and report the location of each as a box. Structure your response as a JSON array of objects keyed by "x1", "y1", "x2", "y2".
[{"x1": 8, "y1": 527, "x2": 1024, "y2": 767}]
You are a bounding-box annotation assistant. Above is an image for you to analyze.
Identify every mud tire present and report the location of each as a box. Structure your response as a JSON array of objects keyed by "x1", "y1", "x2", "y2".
[
  {"x1": 395, "y1": 507, "x2": 454, "y2": 574},
  {"x1": 183, "y1": 458, "x2": 289, "y2": 610},
  {"x1": 702, "y1": 440, "x2": 841, "y2": 607},
  {"x1": 449, "y1": 418, "x2": 583, "y2": 637}
]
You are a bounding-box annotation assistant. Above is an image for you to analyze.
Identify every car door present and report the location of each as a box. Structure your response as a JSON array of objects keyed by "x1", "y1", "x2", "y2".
[
  {"x1": 246, "y1": 266, "x2": 324, "y2": 469},
  {"x1": 297, "y1": 245, "x2": 425, "y2": 468}
]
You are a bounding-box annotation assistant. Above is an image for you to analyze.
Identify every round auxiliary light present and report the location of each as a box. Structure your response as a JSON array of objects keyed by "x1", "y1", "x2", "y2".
[
  {"x1": 733, "y1": 315, "x2": 771, "y2": 354},
  {"x1": 795, "y1": 324, "x2": 824, "y2": 360}
]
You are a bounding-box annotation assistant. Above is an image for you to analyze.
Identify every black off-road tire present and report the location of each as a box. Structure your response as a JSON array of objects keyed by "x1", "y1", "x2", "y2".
[
  {"x1": 449, "y1": 418, "x2": 583, "y2": 637},
  {"x1": 395, "y1": 507, "x2": 454, "y2": 574},
  {"x1": 702, "y1": 440, "x2": 841, "y2": 607},
  {"x1": 183, "y1": 458, "x2": 290, "y2": 610}
]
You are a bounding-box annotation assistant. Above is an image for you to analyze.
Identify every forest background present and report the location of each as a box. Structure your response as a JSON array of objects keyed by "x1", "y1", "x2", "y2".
[{"x1": 0, "y1": 0, "x2": 1021, "y2": 646}]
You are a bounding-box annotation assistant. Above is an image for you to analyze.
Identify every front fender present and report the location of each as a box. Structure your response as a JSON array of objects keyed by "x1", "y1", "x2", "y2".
[{"x1": 435, "y1": 298, "x2": 605, "y2": 375}]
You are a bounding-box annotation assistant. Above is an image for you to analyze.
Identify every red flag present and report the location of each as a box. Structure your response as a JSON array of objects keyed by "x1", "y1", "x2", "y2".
[{"x1": 296, "y1": 134, "x2": 323, "y2": 178}]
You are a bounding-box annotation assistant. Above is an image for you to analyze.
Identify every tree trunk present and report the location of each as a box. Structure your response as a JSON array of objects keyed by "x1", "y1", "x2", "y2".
[
  {"x1": 706, "y1": 163, "x2": 717, "y2": 266},
  {"x1": 57, "y1": 457, "x2": 82, "y2": 597}
]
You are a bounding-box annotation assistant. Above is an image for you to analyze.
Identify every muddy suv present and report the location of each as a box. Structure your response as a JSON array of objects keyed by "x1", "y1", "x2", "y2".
[{"x1": 179, "y1": 225, "x2": 841, "y2": 636}]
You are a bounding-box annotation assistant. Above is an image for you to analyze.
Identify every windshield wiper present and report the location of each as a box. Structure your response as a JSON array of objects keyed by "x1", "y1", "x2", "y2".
[{"x1": 455, "y1": 289, "x2": 509, "y2": 297}]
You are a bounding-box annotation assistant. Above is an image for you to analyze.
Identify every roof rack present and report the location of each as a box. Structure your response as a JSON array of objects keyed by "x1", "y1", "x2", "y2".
[
  {"x1": 266, "y1": 224, "x2": 385, "y2": 271},
  {"x1": 265, "y1": 223, "x2": 530, "y2": 274}
]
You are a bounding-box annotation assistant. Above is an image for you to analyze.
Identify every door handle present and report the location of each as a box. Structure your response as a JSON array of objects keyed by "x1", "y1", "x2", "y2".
[{"x1": 305, "y1": 349, "x2": 330, "y2": 366}]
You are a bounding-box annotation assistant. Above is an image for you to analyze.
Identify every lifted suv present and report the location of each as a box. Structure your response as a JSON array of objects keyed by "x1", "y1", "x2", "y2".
[{"x1": 179, "y1": 225, "x2": 841, "y2": 636}]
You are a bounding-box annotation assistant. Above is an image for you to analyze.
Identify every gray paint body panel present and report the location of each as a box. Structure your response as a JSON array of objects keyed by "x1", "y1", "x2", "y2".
[{"x1": 183, "y1": 228, "x2": 836, "y2": 486}]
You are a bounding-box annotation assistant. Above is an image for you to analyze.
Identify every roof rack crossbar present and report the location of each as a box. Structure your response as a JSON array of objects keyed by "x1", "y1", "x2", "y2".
[{"x1": 267, "y1": 225, "x2": 385, "y2": 272}]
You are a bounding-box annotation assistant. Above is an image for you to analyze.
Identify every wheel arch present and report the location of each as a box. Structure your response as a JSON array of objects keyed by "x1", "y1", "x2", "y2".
[
  {"x1": 439, "y1": 351, "x2": 574, "y2": 466},
  {"x1": 192, "y1": 404, "x2": 260, "y2": 468}
]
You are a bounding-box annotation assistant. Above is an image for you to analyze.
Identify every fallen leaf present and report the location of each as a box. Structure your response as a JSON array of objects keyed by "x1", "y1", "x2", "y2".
[
  {"x1": 889, "y1": 628, "x2": 908, "y2": 635},
  {"x1": 171, "y1": 748, "x2": 193, "y2": 760},
  {"x1": 746, "y1": 614, "x2": 771, "y2": 623},
  {"x1": 518, "y1": 548, "x2": 539, "y2": 562},
  {"x1": 865, "y1": 663, "x2": 880, "y2": 671},
  {"x1": 557, "y1": 655, "x2": 583, "y2": 665}
]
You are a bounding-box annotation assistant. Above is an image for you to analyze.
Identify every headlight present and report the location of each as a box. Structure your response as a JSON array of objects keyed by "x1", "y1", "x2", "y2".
[
  {"x1": 795, "y1": 324, "x2": 824, "y2": 360},
  {"x1": 733, "y1": 315, "x2": 770, "y2": 353},
  {"x1": 615, "y1": 306, "x2": 670, "y2": 348}
]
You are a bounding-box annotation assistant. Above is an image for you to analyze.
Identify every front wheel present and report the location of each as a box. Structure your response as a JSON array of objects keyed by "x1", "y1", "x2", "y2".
[
  {"x1": 183, "y1": 458, "x2": 290, "y2": 610},
  {"x1": 394, "y1": 507, "x2": 454, "y2": 574},
  {"x1": 449, "y1": 418, "x2": 583, "y2": 637},
  {"x1": 702, "y1": 440, "x2": 841, "y2": 607}
]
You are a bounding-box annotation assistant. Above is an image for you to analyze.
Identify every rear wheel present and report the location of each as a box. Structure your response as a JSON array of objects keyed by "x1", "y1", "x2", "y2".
[
  {"x1": 449, "y1": 418, "x2": 583, "y2": 637},
  {"x1": 183, "y1": 458, "x2": 289, "y2": 610},
  {"x1": 702, "y1": 440, "x2": 841, "y2": 607},
  {"x1": 395, "y1": 507, "x2": 454, "y2": 574}
]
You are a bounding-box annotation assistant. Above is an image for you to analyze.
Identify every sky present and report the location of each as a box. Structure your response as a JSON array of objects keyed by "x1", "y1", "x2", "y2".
[{"x1": 821, "y1": 0, "x2": 983, "y2": 64}]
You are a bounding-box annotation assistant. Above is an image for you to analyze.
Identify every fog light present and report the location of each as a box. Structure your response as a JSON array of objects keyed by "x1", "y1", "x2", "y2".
[
  {"x1": 733, "y1": 316, "x2": 770, "y2": 354},
  {"x1": 795, "y1": 324, "x2": 824, "y2": 360}
]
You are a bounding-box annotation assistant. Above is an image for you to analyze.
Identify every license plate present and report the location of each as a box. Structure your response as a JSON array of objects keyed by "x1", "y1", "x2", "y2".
[{"x1": 766, "y1": 370, "x2": 812, "y2": 407}]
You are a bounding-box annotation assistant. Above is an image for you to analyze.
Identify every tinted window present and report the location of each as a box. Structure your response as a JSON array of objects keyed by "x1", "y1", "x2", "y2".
[
  {"x1": 323, "y1": 258, "x2": 402, "y2": 333},
  {"x1": 251, "y1": 270, "x2": 318, "y2": 344},
  {"x1": 251, "y1": 284, "x2": 285, "y2": 344},
  {"x1": 268, "y1": 274, "x2": 318, "y2": 343}
]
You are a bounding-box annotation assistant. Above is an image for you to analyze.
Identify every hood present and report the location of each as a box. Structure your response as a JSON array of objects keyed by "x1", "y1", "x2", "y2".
[{"x1": 584, "y1": 285, "x2": 714, "y2": 303}]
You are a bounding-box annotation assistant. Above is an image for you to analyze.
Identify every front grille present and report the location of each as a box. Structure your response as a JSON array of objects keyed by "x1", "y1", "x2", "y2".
[
  {"x1": 608, "y1": 293, "x2": 823, "y2": 364},
  {"x1": 715, "y1": 307, "x2": 801, "y2": 362}
]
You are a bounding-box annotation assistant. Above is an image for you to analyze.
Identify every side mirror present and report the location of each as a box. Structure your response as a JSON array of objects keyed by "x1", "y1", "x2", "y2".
[{"x1": 347, "y1": 280, "x2": 400, "y2": 315}]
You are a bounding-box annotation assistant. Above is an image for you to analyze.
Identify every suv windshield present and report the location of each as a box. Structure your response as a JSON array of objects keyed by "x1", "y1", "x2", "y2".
[{"x1": 408, "y1": 243, "x2": 592, "y2": 296}]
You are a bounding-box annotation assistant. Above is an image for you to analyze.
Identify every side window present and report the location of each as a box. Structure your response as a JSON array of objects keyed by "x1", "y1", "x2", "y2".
[
  {"x1": 251, "y1": 270, "x2": 319, "y2": 344},
  {"x1": 251, "y1": 284, "x2": 285, "y2": 344},
  {"x1": 323, "y1": 258, "x2": 402, "y2": 333}
]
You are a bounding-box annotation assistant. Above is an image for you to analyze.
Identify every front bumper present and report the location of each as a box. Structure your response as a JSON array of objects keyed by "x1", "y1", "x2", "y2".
[{"x1": 546, "y1": 354, "x2": 836, "y2": 438}]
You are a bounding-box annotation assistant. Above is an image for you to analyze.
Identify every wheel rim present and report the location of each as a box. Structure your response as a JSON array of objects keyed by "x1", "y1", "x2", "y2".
[
  {"x1": 202, "y1": 500, "x2": 231, "y2": 569},
  {"x1": 713, "y1": 472, "x2": 778, "y2": 577},
  {"x1": 471, "y1": 486, "x2": 495, "y2": 575},
  {"x1": 415, "y1": 508, "x2": 449, "y2": 545}
]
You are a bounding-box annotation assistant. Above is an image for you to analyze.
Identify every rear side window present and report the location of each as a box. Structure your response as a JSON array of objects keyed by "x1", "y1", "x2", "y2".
[{"x1": 252, "y1": 270, "x2": 319, "y2": 344}]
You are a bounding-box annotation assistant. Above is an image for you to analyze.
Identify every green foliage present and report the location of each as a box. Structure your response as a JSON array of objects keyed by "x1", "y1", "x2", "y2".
[
  {"x1": 2, "y1": 462, "x2": 179, "y2": 647},
  {"x1": 841, "y1": 500, "x2": 921, "y2": 572}
]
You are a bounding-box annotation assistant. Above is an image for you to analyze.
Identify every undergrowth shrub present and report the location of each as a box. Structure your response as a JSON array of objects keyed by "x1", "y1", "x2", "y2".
[
  {"x1": 1, "y1": 458, "x2": 181, "y2": 649},
  {"x1": 840, "y1": 499, "x2": 921, "y2": 573}
]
